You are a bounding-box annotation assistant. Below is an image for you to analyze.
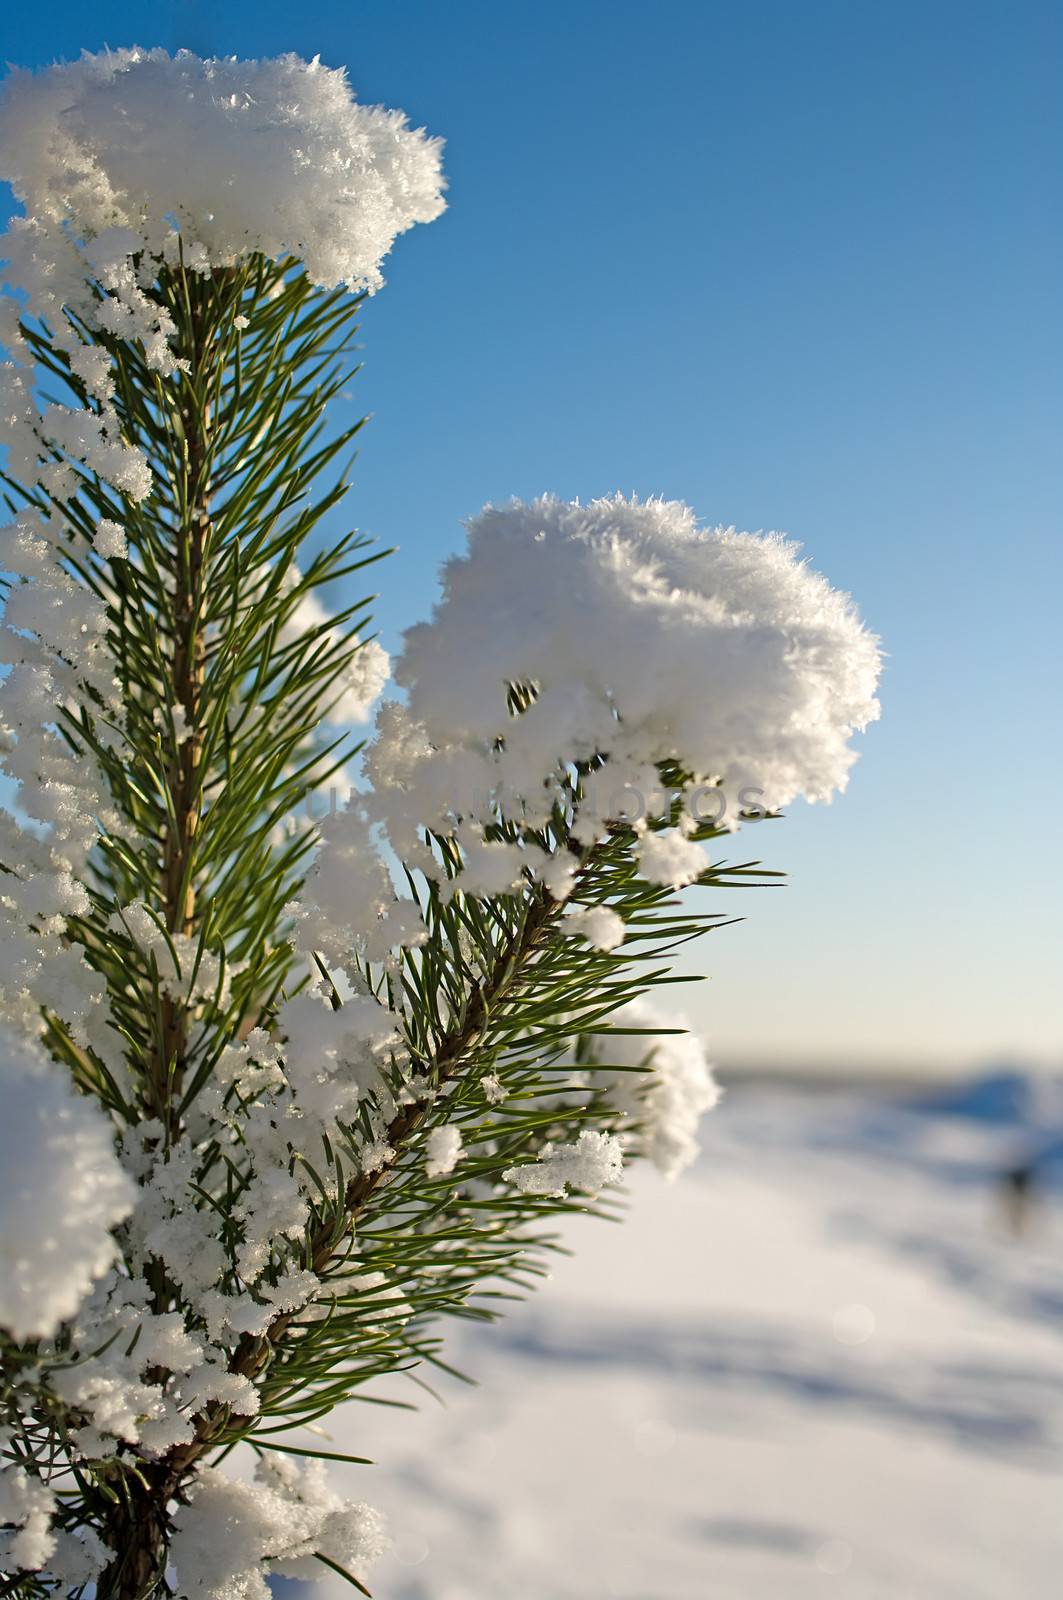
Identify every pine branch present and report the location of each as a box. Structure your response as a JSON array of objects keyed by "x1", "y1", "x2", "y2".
[
  {"x1": 156, "y1": 867, "x2": 563, "y2": 1479},
  {"x1": 0, "y1": 55, "x2": 878, "y2": 1600}
]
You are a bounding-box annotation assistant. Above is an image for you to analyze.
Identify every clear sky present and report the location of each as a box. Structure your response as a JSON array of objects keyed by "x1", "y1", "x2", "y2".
[{"x1": 2, "y1": 1, "x2": 1060, "y2": 1073}]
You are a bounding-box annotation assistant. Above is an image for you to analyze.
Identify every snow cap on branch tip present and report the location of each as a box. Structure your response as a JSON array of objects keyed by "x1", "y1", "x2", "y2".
[
  {"x1": 0, "y1": 47, "x2": 446, "y2": 294},
  {"x1": 388, "y1": 494, "x2": 882, "y2": 863}
]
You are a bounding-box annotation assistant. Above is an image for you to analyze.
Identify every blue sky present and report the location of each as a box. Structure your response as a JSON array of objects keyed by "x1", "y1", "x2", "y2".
[{"x1": 2, "y1": 1, "x2": 1060, "y2": 1071}]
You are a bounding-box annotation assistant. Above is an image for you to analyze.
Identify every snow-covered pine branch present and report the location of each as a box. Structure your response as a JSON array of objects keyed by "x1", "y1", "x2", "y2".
[{"x1": 0, "y1": 47, "x2": 881, "y2": 1599}]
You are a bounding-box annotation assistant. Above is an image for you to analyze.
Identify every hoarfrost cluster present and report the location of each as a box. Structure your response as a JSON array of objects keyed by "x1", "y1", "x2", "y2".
[
  {"x1": 584, "y1": 1001, "x2": 724, "y2": 1181},
  {"x1": 170, "y1": 1460, "x2": 388, "y2": 1600},
  {"x1": 503, "y1": 1129, "x2": 625, "y2": 1198},
  {"x1": 0, "y1": 1029, "x2": 133, "y2": 1342}
]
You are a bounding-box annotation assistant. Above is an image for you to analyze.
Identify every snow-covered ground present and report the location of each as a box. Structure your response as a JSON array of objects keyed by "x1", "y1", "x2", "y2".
[{"x1": 317, "y1": 1078, "x2": 1063, "y2": 1599}]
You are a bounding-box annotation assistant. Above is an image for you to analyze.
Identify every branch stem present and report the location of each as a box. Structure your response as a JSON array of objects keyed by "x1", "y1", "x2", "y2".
[
  {"x1": 157, "y1": 280, "x2": 214, "y2": 1132},
  {"x1": 100, "y1": 272, "x2": 219, "y2": 1600}
]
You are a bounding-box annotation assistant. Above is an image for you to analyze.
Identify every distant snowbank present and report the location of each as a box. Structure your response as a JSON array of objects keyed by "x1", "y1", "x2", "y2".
[{"x1": 315, "y1": 1079, "x2": 1063, "y2": 1599}]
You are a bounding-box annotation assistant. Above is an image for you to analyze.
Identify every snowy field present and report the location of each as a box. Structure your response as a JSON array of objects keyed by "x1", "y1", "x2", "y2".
[{"x1": 313, "y1": 1076, "x2": 1063, "y2": 1600}]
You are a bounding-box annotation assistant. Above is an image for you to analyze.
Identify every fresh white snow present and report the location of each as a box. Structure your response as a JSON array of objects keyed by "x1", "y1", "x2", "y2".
[{"x1": 311, "y1": 1077, "x2": 1063, "y2": 1599}]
